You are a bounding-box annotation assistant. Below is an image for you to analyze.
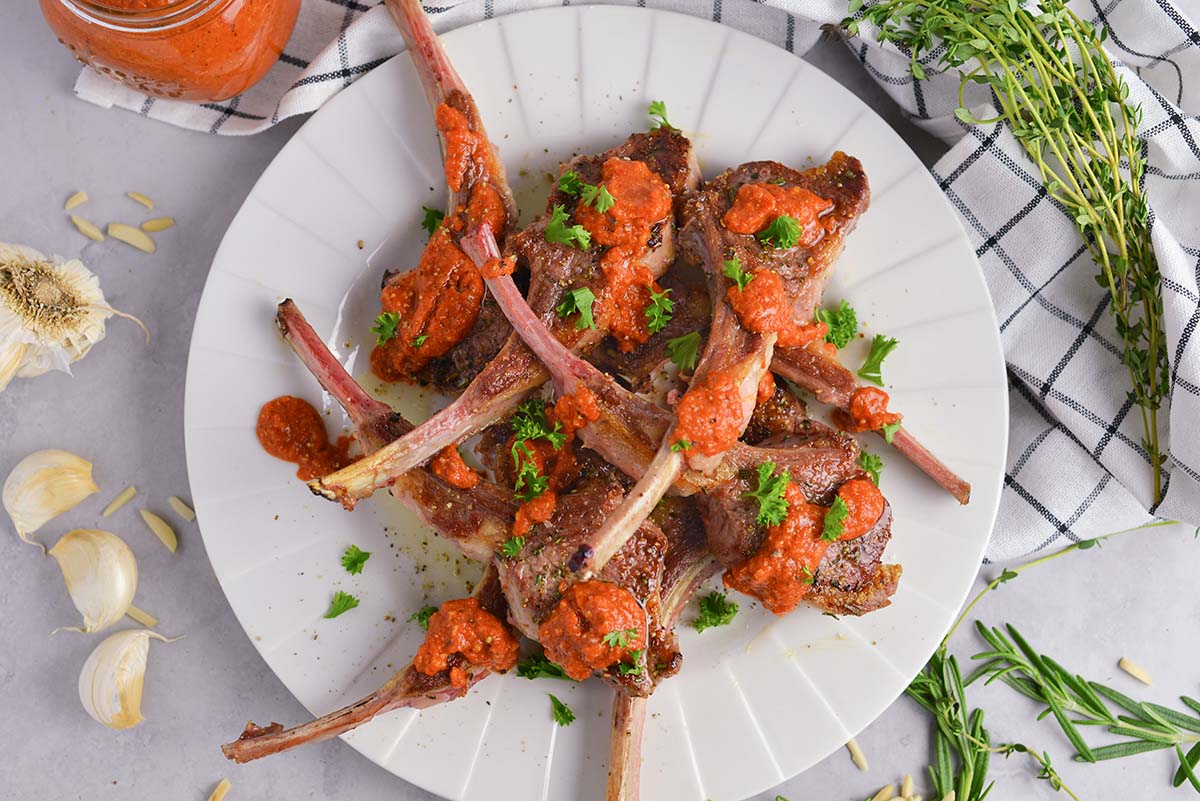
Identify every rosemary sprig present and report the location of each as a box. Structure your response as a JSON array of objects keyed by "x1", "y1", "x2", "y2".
[{"x1": 848, "y1": 0, "x2": 1169, "y2": 502}]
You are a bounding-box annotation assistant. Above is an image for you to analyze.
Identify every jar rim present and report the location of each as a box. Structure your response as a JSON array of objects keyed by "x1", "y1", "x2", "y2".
[{"x1": 55, "y1": 0, "x2": 230, "y2": 30}]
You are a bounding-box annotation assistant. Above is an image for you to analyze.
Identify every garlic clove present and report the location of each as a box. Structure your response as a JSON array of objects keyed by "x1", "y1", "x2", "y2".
[
  {"x1": 49, "y1": 529, "x2": 137, "y2": 633},
  {"x1": 3, "y1": 449, "x2": 99, "y2": 550},
  {"x1": 78, "y1": 628, "x2": 174, "y2": 729},
  {"x1": 0, "y1": 342, "x2": 26, "y2": 392}
]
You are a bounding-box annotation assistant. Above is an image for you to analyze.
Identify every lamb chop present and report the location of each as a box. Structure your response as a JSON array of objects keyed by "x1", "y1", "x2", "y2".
[{"x1": 311, "y1": 128, "x2": 701, "y2": 510}]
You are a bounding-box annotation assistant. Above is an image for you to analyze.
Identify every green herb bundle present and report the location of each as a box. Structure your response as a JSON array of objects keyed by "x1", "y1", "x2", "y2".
[{"x1": 846, "y1": 0, "x2": 1168, "y2": 501}]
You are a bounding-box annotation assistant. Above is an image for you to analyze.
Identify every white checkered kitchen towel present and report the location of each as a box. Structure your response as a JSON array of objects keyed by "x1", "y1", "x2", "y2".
[{"x1": 74, "y1": 0, "x2": 1200, "y2": 560}]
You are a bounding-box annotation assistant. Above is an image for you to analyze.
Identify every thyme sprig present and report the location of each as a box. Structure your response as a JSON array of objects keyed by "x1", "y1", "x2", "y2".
[{"x1": 847, "y1": 0, "x2": 1168, "y2": 502}]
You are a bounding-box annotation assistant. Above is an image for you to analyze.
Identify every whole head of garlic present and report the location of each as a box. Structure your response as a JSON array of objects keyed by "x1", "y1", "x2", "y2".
[
  {"x1": 79, "y1": 628, "x2": 173, "y2": 729},
  {"x1": 0, "y1": 242, "x2": 111, "y2": 392},
  {"x1": 50, "y1": 529, "x2": 137, "y2": 633},
  {"x1": 3, "y1": 449, "x2": 99, "y2": 550}
]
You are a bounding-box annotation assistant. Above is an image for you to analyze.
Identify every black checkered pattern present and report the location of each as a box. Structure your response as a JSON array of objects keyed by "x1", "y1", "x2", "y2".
[{"x1": 73, "y1": 0, "x2": 1200, "y2": 558}]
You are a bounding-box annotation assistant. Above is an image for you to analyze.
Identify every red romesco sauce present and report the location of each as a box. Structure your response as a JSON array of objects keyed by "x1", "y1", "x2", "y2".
[
  {"x1": 834, "y1": 387, "x2": 903, "y2": 433},
  {"x1": 413, "y1": 598, "x2": 519, "y2": 688},
  {"x1": 436, "y1": 103, "x2": 485, "y2": 194},
  {"x1": 40, "y1": 0, "x2": 300, "y2": 102},
  {"x1": 671, "y1": 371, "x2": 745, "y2": 457},
  {"x1": 726, "y1": 268, "x2": 827, "y2": 349},
  {"x1": 539, "y1": 581, "x2": 647, "y2": 681},
  {"x1": 256, "y1": 396, "x2": 352, "y2": 481},
  {"x1": 479, "y1": 255, "x2": 515, "y2": 279},
  {"x1": 722, "y1": 183, "x2": 834, "y2": 248},
  {"x1": 431, "y1": 445, "x2": 480, "y2": 490},
  {"x1": 756, "y1": 371, "x2": 776, "y2": 405},
  {"x1": 836, "y1": 478, "x2": 885, "y2": 541}
]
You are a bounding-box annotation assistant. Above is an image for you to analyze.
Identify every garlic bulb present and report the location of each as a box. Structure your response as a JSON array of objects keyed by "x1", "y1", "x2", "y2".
[
  {"x1": 78, "y1": 629, "x2": 173, "y2": 729},
  {"x1": 3, "y1": 449, "x2": 99, "y2": 550},
  {"x1": 0, "y1": 243, "x2": 117, "y2": 392},
  {"x1": 50, "y1": 529, "x2": 137, "y2": 633}
]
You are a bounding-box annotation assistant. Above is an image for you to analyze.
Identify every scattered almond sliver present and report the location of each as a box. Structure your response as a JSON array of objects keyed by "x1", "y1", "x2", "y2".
[
  {"x1": 1119, "y1": 656, "x2": 1153, "y2": 685},
  {"x1": 127, "y1": 191, "x2": 155, "y2": 209},
  {"x1": 108, "y1": 223, "x2": 157, "y2": 254},
  {"x1": 70, "y1": 215, "x2": 105, "y2": 242},
  {"x1": 901, "y1": 775, "x2": 914, "y2": 797},
  {"x1": 102, "y1": 486, "x2": 138, "y2": 517},
  {"x1": 869, "y1": 784, "x2": 896, "y2": 801},
  {"x1": 126, "y1": 605, "x2": 158, "y2": 627},
  {"x1": 207, "y1": 778, "x2": 232, "y2": 801},
  {"x1": 141, "y1": 216, "x2": 176, "y2": 233},
  {"x1": 64, "y1": 190, "x2": 89, "y2": 211},
  {"x1": 846, "y1": 738, "x2": 869, "y2": 772},
  {"x1": 169, "y1": 495, "x2": 196, "y2": 522},
  {"x1": 140, "y1": 509, "x2": 178, "y2": 552}
]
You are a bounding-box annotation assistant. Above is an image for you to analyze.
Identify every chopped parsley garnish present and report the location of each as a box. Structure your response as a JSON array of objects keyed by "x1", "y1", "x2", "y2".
[
  {"x1": 341, "y1": 544, "x2": 371, "y2": 575},
  {"x1": 817, "y1": 299, "x2": 858, "y2": 349},
  {"x1": 412, "y1": 334, "x2": 428, "y2": 348},
  {"x1": 648, "y1": 100, "x2": 675, "y2": 130},
  {"x1": 407, "y1": 604, "x2": 438, "y2": 630},
  {"x1": 693, "y1": 590, "x2": 738, "y2": 632},
  {"x1": 822, "y1": 496, "x2": 849, "y2": 541},
  {"x1": 670, "y1": 440, "x2": 692, "y2": 452},
  {"x1": 756, "y1": 214, "x2": 802, "y2": 249},
  {"x1": 581, "y1": 183, "x2": 616, "y2": 213},
  {"x1": 799, "y1": 565, "x2": 816, "y2": 586},
  {"x1": 557, "y1": 169, "x2": 584, "y2": 195},
  {"x1": 511, "y1": 399, "x2": 567, "y2": 451},
  {"x1": 545, "y1": 204, "x2": 591, "y2": 249},
  {"x1": 556, "y1": 286, "x2": 597, "y2": 330},
  {"x1": 618, "y1": 649, "x2": 645, "y2": 676},
  {"x1": 513, "y1": 451, "x2": 549, "y2": 502},
  {"x1": 723, "y1": 256, "x2": 754, "y2": 290},
  {"x1": 744, "y1": 461, "x2": 791, "y2": 527},
  {"x1": 516, "y1": 654, "x2": 576, "y2": 681},
  {"x1": 550, "y1": 693, "x2": 576, "y2": 726},
  {"x1": 645, "y1": 287, "x2": 673, "y2": 334},
  {"x1": 882, "y1": 420, "x2": 902, "y2": 444},
  {"x1": 324, "y1": 590, "x2": 360, "y2": 619},
  {"x1": 665, "y1": 331, "x2": 702, "y2": 373},
  {"x1": 371, "y1": 311, "x2": 400, "y2": 346},
  {"x1": 499, "y1": 535, "x2": 525, "y2": 558},
  {"x1": 858, "y1": 334, "x2": 899, "y2": 386},
  {"x1": 420, "y1": 205, "x2": 444, "y2": 236},
  {"x1": 858, "y1": 451, "x2": 884, "y2": 485},
  {"x1": 602, "y1": 628, "x2": 638, "y2": 649}
]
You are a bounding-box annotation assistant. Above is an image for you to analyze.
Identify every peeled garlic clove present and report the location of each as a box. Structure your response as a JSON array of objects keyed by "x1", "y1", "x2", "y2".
[
  {"x1": 78, "y1": 628, "x2": 172, "y2": 729},
  {"x1": 50, "y1": 529, "x2": 137, "y2": 633},
  {"x1": 3, "y1": 449, "x2": 99, "y2": 550}
]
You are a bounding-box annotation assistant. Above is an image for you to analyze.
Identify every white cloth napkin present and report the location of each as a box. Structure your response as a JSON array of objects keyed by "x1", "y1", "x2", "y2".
[{"x1": 73, "y1": 0, "x2": 1200, "y2": 560}]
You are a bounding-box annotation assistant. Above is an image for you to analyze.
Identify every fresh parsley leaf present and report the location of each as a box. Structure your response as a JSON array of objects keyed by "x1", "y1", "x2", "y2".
[
  {"x1": 693, "y1": 590, "x2": 738, "y2": 633},
  {"x1": 341, "y1": 544, "x2": 371, "y2": 575},
  {"x1": 499, "y1": 535, "x2": 525, "y2": 558},
  {"x1": 882, "y1": 420, "x2": 901, "y2": 444},
  {"x1": 513, "y1": 453, "x2": 549, "y2": 502},
  {"x1": 516, "y1": 654, "x2": 576, "y2": 681},
  {"x1": 602, "y1": 628, "x2": 638, "y2": 648},
  {"x1": 648, "y1": 100, "x2": 675, "y2": 130},
  {"x1": 756, "y1": 214, "x2": 802, "y2": 249},
  {"x1": 723, "y1": 256, "x2": 754, "y2": 290},
  {"x1": 407, "y1": 604, "x2": 438, "y2": 630},
  {"x1": 666, "y1": 331, "x2": 702, "y2": 372},
  {"x1": 420, "y1": 206, "x2": 445, "y2": 236},
  {"x1": 549, "y1": 693, "x2": 576, "y2": 726},
  {"x1": 371, "y1": 311, "x2": 401, "y2": 346},
  {"x1": 645, "y1": 287, "x2": 673, "y2": 334},
  {"x1": 557, "y1": 169, "x2": 584, "y2": 195},
  {"x1": 817, "y1": 299, "x2": 858, "y2": 349},
  {"x1": 670, "y1": 440, "x2": 692, "y2": 452},
  {"x1": 858, "y1": 334, "x2": 899, "y2": 386},
  {"x1": 556, "y1": 287, "x2": 597, "y2": 330},
  {"x1": 822, "y1": 496, "x2": 849, "y2": 541},
  {"x1": 324, "y1": 590, "x2": 360, "y2": 619},
  {"x1": 412, "y1": 334, "x2": 428, "y2": 348},
  {"x1": 857, "y1": 451, "x2": 884, "y2": 485},
  {"x1": 581, "y1": 182, "x2": 616, "y2": 213},
  {"x1": 618, "y1": 649, "x2": 645, "y2": 676},
  {"x1": 511, "y1": 400, "x2": 567, "y2": 451},
  {"x1": 799, "y1": 564, "x2": 816, "y2": 586},
  {"x1": 744, "y1": 461, "x2": 791, "y2": 527},
  {"x1": 545, "y1": 204, "x2": 591, "y2": 249}
]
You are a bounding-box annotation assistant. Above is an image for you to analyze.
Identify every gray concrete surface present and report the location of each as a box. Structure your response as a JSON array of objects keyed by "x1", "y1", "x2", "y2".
[{"x1": 2, "y1": 3, "x2": 1195, "y2": 799}]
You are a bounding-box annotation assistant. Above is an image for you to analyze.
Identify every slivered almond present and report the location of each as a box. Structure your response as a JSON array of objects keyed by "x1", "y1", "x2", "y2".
[
  {"x1": 126, "y1": 605, "x2": 158, "y2": 627},
  {"x1": 127, "y1": 191, "x2": 155, "y2": 209},
  {"x1": 846, "y1": 738, "x2": 868, "y2": 772},
  {"x1": 102, "y1": 486, "x2": 137, "y2": 517},
  {"x1": 207, "y1": 778, "x2": 232, "y2": 801},
  {"x1": 65, "y1": 191, "x2": 89, "y2": 210},
  {"x1": 70, "y1": 215, "x2": 105, "y2": 242},
  {"x1": 1119, "y1": 657, "x2": 1153, "y2": 685},
  {"x1": 108, "y1": 223, "x2": 156, "y2": 254},
  {"x1": 140, "y1": 509, "x2": 178, "y2": 552},
  {"x1": 869, "y1": 785, "x2": 895, "y2": 801},
  {"x1": 901, "y1": 774, "x2": 914, "y2": 797},
  {"x1": 169, "y1": 495, "x2": 195, "y2": 522},
  {"x1": 142, "y1": 216, "x2": 176, "y2": 233}
]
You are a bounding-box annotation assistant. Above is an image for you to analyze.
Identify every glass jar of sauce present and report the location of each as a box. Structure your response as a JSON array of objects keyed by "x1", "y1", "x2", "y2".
[{"x1": 40, "y1": 0, "x2": 301, "y2": 103}]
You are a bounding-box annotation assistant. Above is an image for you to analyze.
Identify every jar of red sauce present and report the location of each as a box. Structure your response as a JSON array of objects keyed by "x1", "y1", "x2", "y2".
[{"x1": 40, "y1": 0, "x2": 301, "y2": 102}]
